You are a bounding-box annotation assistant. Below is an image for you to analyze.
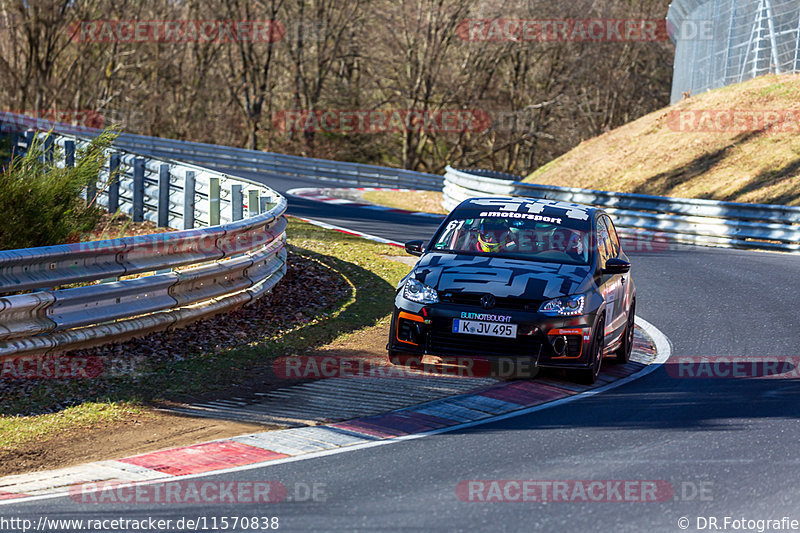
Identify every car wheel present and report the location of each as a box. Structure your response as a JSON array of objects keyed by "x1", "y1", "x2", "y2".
[
  {"x1": 613, "y1": 301, "x2": 636, "y2": 365},
  {"x1": 577, "y1": 317, "x2": 604, "y2": 385}
]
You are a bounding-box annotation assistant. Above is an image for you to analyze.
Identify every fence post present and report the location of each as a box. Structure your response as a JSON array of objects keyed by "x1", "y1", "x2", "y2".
[
  {"x1": 66, "y1": 140, "x2": 91, "y2": 206},
  {"x1": 42, "y1": 135, "x2": 54, "y2": 164},
  {"x1": 231, "y1": 184, "x2": 243, "y2": 221},
  {"x1": 259, "y1": 195, "x2": 271, "y2": 213},
  {"x1": 133, "y1": 158, "x2": 145, "y2": 222},
  {"x1": 184, "y1": 171, "x2": 196, "y2": 229},
  {"x1": 209, "y1": 177, "x2": 220, "y2": 226},
  {"x1": 13, "y1": 132, "x2": 23, "y2": 155},
  {"x1": 64, "y1": 140, "x2": 75, "y2": 167},
  {"x1": 248, "y1": 190, "x2": 260, "y2": 217},
  {"x1": 108, "y1": 153, "x2": 121, "y2": 213},
  {"x1": 158, "y1": 164, "x2": 170, "y2": 228}
]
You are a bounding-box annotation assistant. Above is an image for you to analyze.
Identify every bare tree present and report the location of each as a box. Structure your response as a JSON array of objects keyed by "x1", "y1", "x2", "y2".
[
  {"x1": 218, "y1": 0, "x2": 285, "y2": 150},
  {"x1": 0, "y1": 0, "x2": 674, "y2": 174},
  {"x1": 369, "y1": 0, "x2": 473, "y2": 170},
  {"x1": 0, "y1": 0, "x2": 102, "y2": 113},
  {"x1": 284, "y1": 0, "x2": 364, "y2": 147}
]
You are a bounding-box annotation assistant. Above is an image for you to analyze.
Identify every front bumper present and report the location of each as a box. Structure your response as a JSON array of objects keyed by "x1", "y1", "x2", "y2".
[{"x1": 388, "y1": 298, "x2": 599, "y2": 370}]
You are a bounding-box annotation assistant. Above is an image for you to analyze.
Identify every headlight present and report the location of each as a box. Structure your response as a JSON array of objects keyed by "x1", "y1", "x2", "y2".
[
  {"x1": 403, "y1": 278, "x2": 439, "y2": 304},
  {"x1": 539, "y1": 294, "x2": 585, "y2": 316}
]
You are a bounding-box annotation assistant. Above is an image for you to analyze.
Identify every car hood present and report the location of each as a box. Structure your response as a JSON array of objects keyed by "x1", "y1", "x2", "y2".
[{"x1": 411, "y1": 253, "x2": 593, "y2": 300}]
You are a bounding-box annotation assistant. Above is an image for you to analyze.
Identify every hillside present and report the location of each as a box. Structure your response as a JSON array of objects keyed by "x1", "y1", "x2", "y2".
[{"x1": 525, "y1": 74, "x2": 800, "y2": 206}]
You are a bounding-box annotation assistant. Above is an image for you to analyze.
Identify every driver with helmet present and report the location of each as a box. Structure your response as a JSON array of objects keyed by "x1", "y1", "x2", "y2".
[{"x1": 476, "y1": 219, "x2": 518, "y2": 253}]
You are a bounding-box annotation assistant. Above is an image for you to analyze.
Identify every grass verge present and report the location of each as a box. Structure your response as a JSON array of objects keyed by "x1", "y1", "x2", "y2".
[
  {"x1": 361, "y1": 189, "x2": 448, "y2": 215},
  {"x1": 524, "y1": 73, "x2": 800, "y2": 205},
  {"x1": 0, "y1": 402, "x2": 146, "y2": 450}
]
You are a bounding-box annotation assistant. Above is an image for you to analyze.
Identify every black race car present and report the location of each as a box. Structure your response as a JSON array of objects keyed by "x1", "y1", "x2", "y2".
[{"x1": 387, "y1": 197, "x2": 636, "y2": 384}]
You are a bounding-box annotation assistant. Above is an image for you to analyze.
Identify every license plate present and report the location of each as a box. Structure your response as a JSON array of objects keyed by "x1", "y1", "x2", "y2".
[{"x1": 452, "y1": 319, "x2": 517, "y2": 338}]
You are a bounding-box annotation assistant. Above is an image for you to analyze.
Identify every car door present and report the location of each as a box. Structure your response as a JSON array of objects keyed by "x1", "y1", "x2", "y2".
[
  {"x1": 595, "y1": 216, "x2": 621, "y2": 340},
  {"x1": 601, "y1": 215, "x2": 628, "y2": 339}
]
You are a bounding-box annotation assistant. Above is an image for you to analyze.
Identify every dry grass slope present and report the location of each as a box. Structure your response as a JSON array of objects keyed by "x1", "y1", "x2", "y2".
[{"x1": 525, "y1": 74, "x2": 800, "y2": 206}]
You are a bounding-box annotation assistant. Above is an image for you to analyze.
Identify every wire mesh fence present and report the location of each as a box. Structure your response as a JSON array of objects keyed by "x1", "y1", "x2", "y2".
[{"x1": 668, "y1": 0, "x2": 800, "y2": 103}]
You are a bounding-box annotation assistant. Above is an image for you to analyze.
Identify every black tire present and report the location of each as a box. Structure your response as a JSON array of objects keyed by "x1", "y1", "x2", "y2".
[
  {"x1": 577, "y1": 317, "x2": 604, "y2": 385},
  {"x1": 613, "y1": 302, "x2": 636, "y2": 365}
]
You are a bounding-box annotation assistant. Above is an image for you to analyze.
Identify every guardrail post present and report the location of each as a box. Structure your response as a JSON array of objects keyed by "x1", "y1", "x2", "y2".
[
  {"x1": 259, "y1": 195, "x2": 272, "y2": 213},
  {"x1": 42, "y1": 135, "x2": 54, "y2": 164},
  {"x1": 158, "y1": 164, "x2": 170, "y2": 228},
  {"x1": 108, "y1": 153, "x2": 121, "y2": 213},
  {"x1": 13, "y1": 132, "x2": 23, "y2": 154},
  {"x1": 64, "y1": 140, "x2": 75, "y2": 167},
  {"x1": 248, "y1": 190, "x2": 259, "y2": 217},
  {"x1": 184, "y1": 171, "x2": 196, "y2": 229},
  {"x1": 133, "y1": 158, "x2": 145, "y2": 222},
  {"x1": 231, "y1": 184, "x2": 243, "y2": 221},
  {"x1": 209, "y1": 177, "x2": 220, "y2": 226},
  {"x1": 66, "y1": 140, "x2": 93, "y2": 208}
]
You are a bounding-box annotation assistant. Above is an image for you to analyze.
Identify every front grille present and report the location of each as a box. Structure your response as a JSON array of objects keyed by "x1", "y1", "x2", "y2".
[
  {"x1": 439, "y1": 292, "x2": 541, "y2": 311},
  {"x1": 428, "y1": 320, "x2": 543, "y2": 358}
]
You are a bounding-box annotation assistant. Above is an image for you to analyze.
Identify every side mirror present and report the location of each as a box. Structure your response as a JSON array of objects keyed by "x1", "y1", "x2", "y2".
[
  {"x1": 405, "y1": 240, "x2": 425, "y2": 257},
  {"x1": 604, "y1": 257, "x2": 631, "y2": 275}
]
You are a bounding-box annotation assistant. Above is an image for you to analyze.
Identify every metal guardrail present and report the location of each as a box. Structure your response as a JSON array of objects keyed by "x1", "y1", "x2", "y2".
[
  {"x1": 0, "y1": 126, "x2": 288, "y2": 360},
  {"x1": 443, "y1": 167, "x2": 800, "y2": 253},
  {"x1": 0, "y1": 111, "x2": 444, "y2": 192},
  {"x1": 108, "y1": 130, "x2": 800, "y2": 254},
  {"x1": 113, "y1": 133, "x2": 445, "y2": 192},
  {"x1": 3, "y1": 110, "x2": 797, "y2": 263}
]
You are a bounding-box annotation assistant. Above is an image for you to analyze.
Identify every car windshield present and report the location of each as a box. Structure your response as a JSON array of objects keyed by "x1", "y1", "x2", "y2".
[{"x1": 431, "y1": 216, "x2": 591, "y2": 265}]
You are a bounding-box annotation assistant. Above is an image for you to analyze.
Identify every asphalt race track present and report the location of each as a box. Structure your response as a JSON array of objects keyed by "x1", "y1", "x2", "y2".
[{"x1": 5, "y1": 170, "x2": 800, "y2": 532}]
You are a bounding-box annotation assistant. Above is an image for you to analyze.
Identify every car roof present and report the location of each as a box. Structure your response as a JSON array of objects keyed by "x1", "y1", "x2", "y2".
[{"x1": 452, "y1": 197, "x2": 599, "y2": 226}]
